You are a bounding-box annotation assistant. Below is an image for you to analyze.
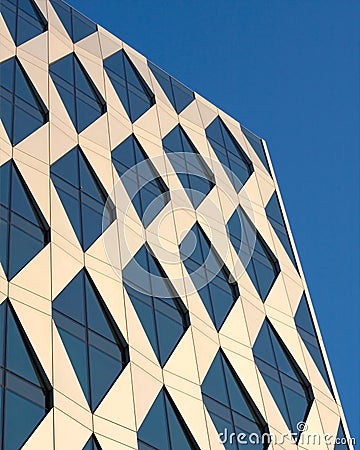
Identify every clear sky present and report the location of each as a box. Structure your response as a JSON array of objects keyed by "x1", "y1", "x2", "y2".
[{"x1": 69, "y1": 0, "x2": 359, "y2": 440}]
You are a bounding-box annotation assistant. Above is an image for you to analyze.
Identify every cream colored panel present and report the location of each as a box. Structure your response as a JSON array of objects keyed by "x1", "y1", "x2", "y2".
[
  {"x1": 282, "y1": 271, "x2": 304, "y2": 312},
  {"x1": 242, "y1": 173, "x2": 268, "y2": 213},
  {"x1": 255, "y1": 171, "x2": 275, "y2": 207},
  {"x1": 50, "y1": 243, "x2": 83, "y2": 300},
  {"x1": 164, "y1": 328, "x2": 199, "y2": 384},
  {"x1": 134, "y1": 106, "x2": 161, "y2": 139},
  {"x1": 77, "y1": 52, "x2": 106, "y2": 99},
  {"x1": 94, "y1": 415, "x2": 137, "y2": 449},
  {"x1": 75, "y1": 31, "x2": 102, "y2": 59},
  {"x1": 95, "y1": 365, "x2": 136, "y2": 431},
  {"x1": 79, "y1": 114, "x2": 111, "y2": 157},
  {"x1": 179, "y1": 113, "x2": 205, "y2": 136},
  {"x1": 156, "y1": 102, "x2": 179, "y2": 138},
  {"x1": 265, "y1": 275, "x2": 294, "y2": 318},
  {"x1": 17, "y1": 53, "x2": 48, "y2": 105},
  {"x1": 10, "y1": 299, "x2": 52, "y2": 380},
  {"x1": 54, "y1": 390, "x2": 92, "y2": 429},
  {"x1": 54, "y1": 408, "x2": 92, "y2": 450},
  {"x1": 53, "y1": 325, "x2": 90, "y2": 410},
  {"x1": 180, "y1": 100, "x2": 203, "y2": 128},
  {"x1": 86, "y1": 222, "x2": 121, "y2": 274},
  {"x1": 22, "y1": 409, "x2": 53, "y2": 450},
  {"x1": 187, "y1": 291, "x2": 219, "y2": 338},
  {"x1": 241, "y1": 298, "x2": 265, "y2": 346},
  {"x1": 98, "y1": 25, "x2": 123, "y2": 59},
  {"x1": 8, "y1": 282, "x2": 49, "y2": 315},
  {"x1": 0, "y1": 269, "x2": 7, "y2": 299},
  {"x1": 195, "y1": 95, "x2": 218, "y2": 128},
  {"x1": 192, "y1": 326, "x2": 219, "y2": 383},
  {"x1": 300, "y1": 403, "x2": 329, "y2": 450},
  {"x1": 96, "y1": 434, "x2": 136, "y2": 450},
  {"x1": 131, "y1": 362, "x2": 163, "y2": 428},
  {"x1": 10, "y1": 245, "x2": 51, "y2": 305},
  {"x1": 49, "y1": 121, "x2": 78, "y2": 165},
  {"x1": 0, "y1": 11, "x2": 16, "y2": 56},
  {"x1": 18, "y1": 31, "x2": 49, "y2": 63},
  {"x1": 14, "y1": 149, "x2": 50, "y2": 221},
  {"x1": 167, "y1": 387, "x2": 211, "y2": 450},
  {"x1": 219, "y1": 298, "x2": 251, "y2": 348},
  {"x1": 107, "y1": 108, "x2": 132, "y2": 149},
  {"x1": 14, "y1": 123, "x2": 50, "y2": 166},
  {"x1": 118, "y1": 219, "x2": 144, "y2": 269},
  {"x1": 48, "y1": 27, "x2": 73, "y2": 64}
]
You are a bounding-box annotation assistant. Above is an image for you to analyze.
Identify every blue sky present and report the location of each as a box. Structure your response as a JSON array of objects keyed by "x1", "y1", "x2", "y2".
[{"x1": 69, "y1": 0, "x2": 359, "y2": 439}]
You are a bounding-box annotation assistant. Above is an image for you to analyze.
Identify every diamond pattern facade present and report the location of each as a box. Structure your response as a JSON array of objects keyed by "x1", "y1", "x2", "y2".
[{"x1": 0, "y1": 0, "x2": 352, "y2": 449}]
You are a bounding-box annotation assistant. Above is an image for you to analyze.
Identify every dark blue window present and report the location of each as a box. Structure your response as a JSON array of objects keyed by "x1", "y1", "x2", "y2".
[
  {"x1": 295, "y1": 295, "x2": 333, "y2": 394},
  {"x1": 0, "y1": 160, "x2": 50, "y2": 280},
  {"x1": 0, "y1": 300, "x2": 52, "y2": 450},
  {"x1": 138, "y1": 388, "x2": 200, "y2": 450},
  {"x1": 50, "y1": 53, "x2": 106, "y2": 133},
  {"x1": 83, "y1": 435, "x2": 101, "y2": 450},
  {"x1": 0, "y1": 0, "x2": 47, "y2": 46},
  {"x1": 240, "y1": 125, "x2": 271, "y2": 174},
  {"x1": 0, "y1": 57, "x2": 48, "y2": 146},
  {"x1": 104, "y1": 50, "x2": 155, "y2": 122},
  {"x1": 50, "y1": 0, "x2": 97, "y2": 43},
  {"x1": 180, "y1": 222, "x2": 239, "y2": 330},
  {"x1": 206, "y1": 117, "x2": 253, "y2": 192},
  {"x1": 163, "y1": 125, "x2": 215, "y2": 208},
  {"x1": 112, "y1": 135, "x2": 170, "y2": 227},
  {"x1": 50, "y1": 146, "x2": 116, "y2": 251},
  {"x1": 202, "y1": 351, "x2": 269, "y2": 450},
  {"x1": 52, "y1": 269, "x2": 129, "y2": 412},
  {"x1": 148, "y1": 62, "x2": 194, "y2": 114},
  {"x1": 123, "y1": 245, "x2": 189, "y2": 367},
  {"x1": 253, "y1": 320, "x2": 313, "y2": 438},
  {"x1": 334, "y1": 423, "x2": 351, "y2": 449},
  {"x1": 265, "y1": 193, "x2": 298, "y2": 269},
  {"x1": 227, "y1": 207, "x2": 279, "y2": 301}
]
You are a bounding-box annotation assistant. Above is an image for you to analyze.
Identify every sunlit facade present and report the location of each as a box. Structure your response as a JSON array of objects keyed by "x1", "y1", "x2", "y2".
[{"x1": 0, "y1": 0, "x2": 353, "y2": 449}]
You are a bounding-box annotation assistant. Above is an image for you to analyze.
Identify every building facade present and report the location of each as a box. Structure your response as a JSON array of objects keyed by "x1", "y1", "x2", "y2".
[{"x1": 0, "y1": 0, "x2": 353, "y2": 449}]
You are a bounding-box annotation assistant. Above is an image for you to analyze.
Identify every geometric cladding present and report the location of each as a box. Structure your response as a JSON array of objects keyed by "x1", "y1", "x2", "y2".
[
  {"x1": 180, "y1": 222, "x2": 239, "y2": 330},
  {"x1": 148, "y1": 61, "x2": 195, "y2": 114},
  {"x1": 50, "y1": 53, "x2": 106, "y2": 133},
  {"x1": 0, "y1": 300, "x2": 52, "y2": 450},
  {"x1": 0, "y1": 0, "x2": 47, "y2": 46},
  {"x1": 112, "y1": 135, "x2": 170, "y2": 227},
  {"x1": 52, "y1": 269, "x2": 129, "y2": 412},
  {"x1": 294, "y1": 294, "x2": 334, "y2": 394},
  {"x1": 253, "y1": 320, "x2": 314, "y2": 438},
  {"x1": 202, "y1": 350, "x2": 270, "y2": 450},
  {"x1": 123, "y1": 245, "x2": 190, "y2": 367},
  {"x1": 50, "y1": 0, "x2": 97, "y2": 43},
  {"x1": 138, "y1": 388, "x2": 200, "y2": 450},
  {"x1": 0, "y1": 57, "x2": 48, "y2": 146},
  {"x1": 50, "y1": 146, "x2": 116, "y2": 251},
  {"x1": 104, "y1": 50, "x2": 155, "y2": 122},
  {"x1": 0, "y1": 0, "x2": 352, "y2": 449},
  {"x1": 227, "y1": 207, "x2": 280, "y2": 301},
  {"x1": 0, "y1": 160, "x2": 50, "y2": 280}
]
